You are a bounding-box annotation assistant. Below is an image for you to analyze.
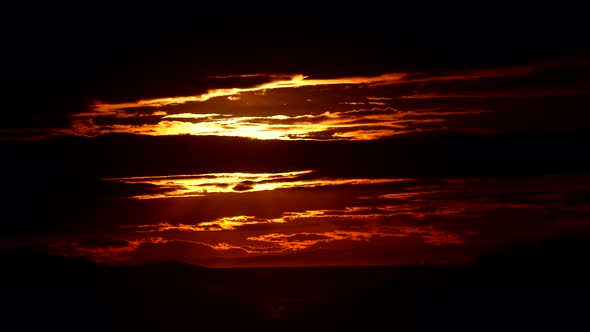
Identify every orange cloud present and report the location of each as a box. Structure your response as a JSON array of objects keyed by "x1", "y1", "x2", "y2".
[
  {"x1": 12, "y1": 58, "x2": 586, "y2": 142},
  {"x1": 244, "y1": 226, "x2": 465, "y2": 253},
  {"x1": 69, "y1": 106, "x2": 487, "y2": 141},
  {"x1": 104, "y1": 170, "x2": 406, "y2": 199},
  {"x1": 87, "y1": 60, "x2": 576, "y2": 115},
  {"x1": 122, "y1": 203, "x2": 474, "y2": 255},
  {"x1": 88, "y1": 73, "x2": 408, "y2": 114},
  {"x1": 246, "y1": 231, "x2": 375, "y2": 251},
  {"x1": 137, "y1": 216, "x2": 288, "y2": 232},
  {"x1": 396, "y1": 227, "x2": 464, "y2": 245}
]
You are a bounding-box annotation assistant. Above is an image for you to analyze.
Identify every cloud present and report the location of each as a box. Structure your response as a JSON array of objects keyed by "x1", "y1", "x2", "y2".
[
  {"x1": 246, "y1": 231, "x2": 376, "y2": 251},
  {"x1": 133, "y1": 215, "x2": 286, "y2": 233},
  {"x1": 121, "y1": 201, "x2": 485, "y2": 253},
  {"x1": 398, "y1": 88, "x2": 590, "y2": 99},
  {"x1": 76, "y1": 238, "x2": 131, "y2": 249},
  {"x1": 11, "y1": 56, "x2": 589, "y2": 141},
  {"x1": 102, "y1": 170, "x2": 406, "y2": 199},
  {"x1": 50, "y1": 237, "x2": 168, "y2": 262},
  {"x1": 5, "y1": 130, "x2": 590, "y2": 268},
  {"x1": 367, "y1": 96, "x2": 393, "y2": 100},
  {"x1": 17, "y1": 168, "x2": 590, "y2": 266},
  {"x1": 232, "y1": 182, "x2": 255, "y2": 192},
  {"x1": 66, "y1": 106, "x2": 488, "y2": 141},
  {"x1": 96, "y1": 180, "x2": 185, "y2": 198},
  {"x1": 118, "y1": 240, "x2": 250, "y2": 265},
  {"x1": 86, "y1": 58, "x2": 590, "y2": 113},
  {"x1": 87, "y1": 73, "x2": 409, "y2": 114}
]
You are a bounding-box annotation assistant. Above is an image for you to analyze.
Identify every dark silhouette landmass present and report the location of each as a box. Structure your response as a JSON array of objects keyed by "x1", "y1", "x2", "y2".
[{"x1": 1, "y1": 235, "x2": 590, "y2": 332}]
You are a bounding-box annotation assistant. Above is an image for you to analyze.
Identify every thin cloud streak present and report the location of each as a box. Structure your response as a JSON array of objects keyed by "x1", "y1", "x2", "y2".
[
  {"x1": 104, "y1": 170, "x2": 407, "y2": 199},
  {"x1": 399, "y1": 88, "x2": 590, "y2": 99},
  {"x1": 88, "y1": 59, "x2": 583, "y2": 114},
  {"x1": 51, "y1": 237, "x2": 168, "y2": 262},
  {"x1": 246, "y1": 227, "x2": 465, "y2": 252},
  {"x1": 88, "y1": 73, "x2": 408, "y2": 113}
]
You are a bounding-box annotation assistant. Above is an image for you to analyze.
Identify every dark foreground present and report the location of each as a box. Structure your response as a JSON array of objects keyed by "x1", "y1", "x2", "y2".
[{"x1": 2, "y1": 238, "x2": 590, "y2": 332}]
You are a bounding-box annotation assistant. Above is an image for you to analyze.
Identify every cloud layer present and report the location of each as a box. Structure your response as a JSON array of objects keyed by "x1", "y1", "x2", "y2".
[{"x1": 37, "y1": 174, "x2": 590, "y2": 267}]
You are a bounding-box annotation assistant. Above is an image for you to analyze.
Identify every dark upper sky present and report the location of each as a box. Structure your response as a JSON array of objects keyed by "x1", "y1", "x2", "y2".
[{"x1": 2, "y1": 8, "x2": 590, "y2": 267}]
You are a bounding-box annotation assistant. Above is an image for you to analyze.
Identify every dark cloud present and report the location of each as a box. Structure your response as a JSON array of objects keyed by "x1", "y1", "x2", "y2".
[
  {"x1": 91, "y1": 114, "x2": 166, "y2": 127},
  {"x1": 213, "y1": 238, "x2": 471, "y2": 267},
  {"x1": 76, "y1": 238, "x2": 130, "y2": 249},
  {"x1": 96, "y1": 180, "x2": 183, "y2": 198},
  {"x1": 3, "y1": 131, "x2": 590, "y2": 188},
  {"x1": 121, "y1": 240, "x2": 247, "y2": 266},
  {"x1": 232, "y1": 181, "x2": 255, "y2": 192},
  {"x1": 286, "y1": 131, "x2": 345, "y2": 140}
]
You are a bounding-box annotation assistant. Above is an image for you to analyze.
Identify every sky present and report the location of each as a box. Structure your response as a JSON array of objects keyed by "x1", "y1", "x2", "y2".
[{"x1": 2, "y1": 9, "x2": 590, "y2": 267}]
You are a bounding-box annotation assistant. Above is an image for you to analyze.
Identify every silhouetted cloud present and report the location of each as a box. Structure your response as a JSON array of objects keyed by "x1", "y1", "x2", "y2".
[
  {"x1": 233, "y1": 182, "x2": 255, "y2": 191},
  {"x1": 118, "y1": 240, "x2": 249, "y2": 266}
]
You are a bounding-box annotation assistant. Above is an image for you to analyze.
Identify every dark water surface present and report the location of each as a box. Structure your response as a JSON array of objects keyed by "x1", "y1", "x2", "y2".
[{"x1": 2, "y1": 253, "x2": 589, "y2": 332}]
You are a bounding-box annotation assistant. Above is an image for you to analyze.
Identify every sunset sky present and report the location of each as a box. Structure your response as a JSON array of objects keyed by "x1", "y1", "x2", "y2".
[{"x1": 2, "y1": 10, "x2": 590, "y2": 267}]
